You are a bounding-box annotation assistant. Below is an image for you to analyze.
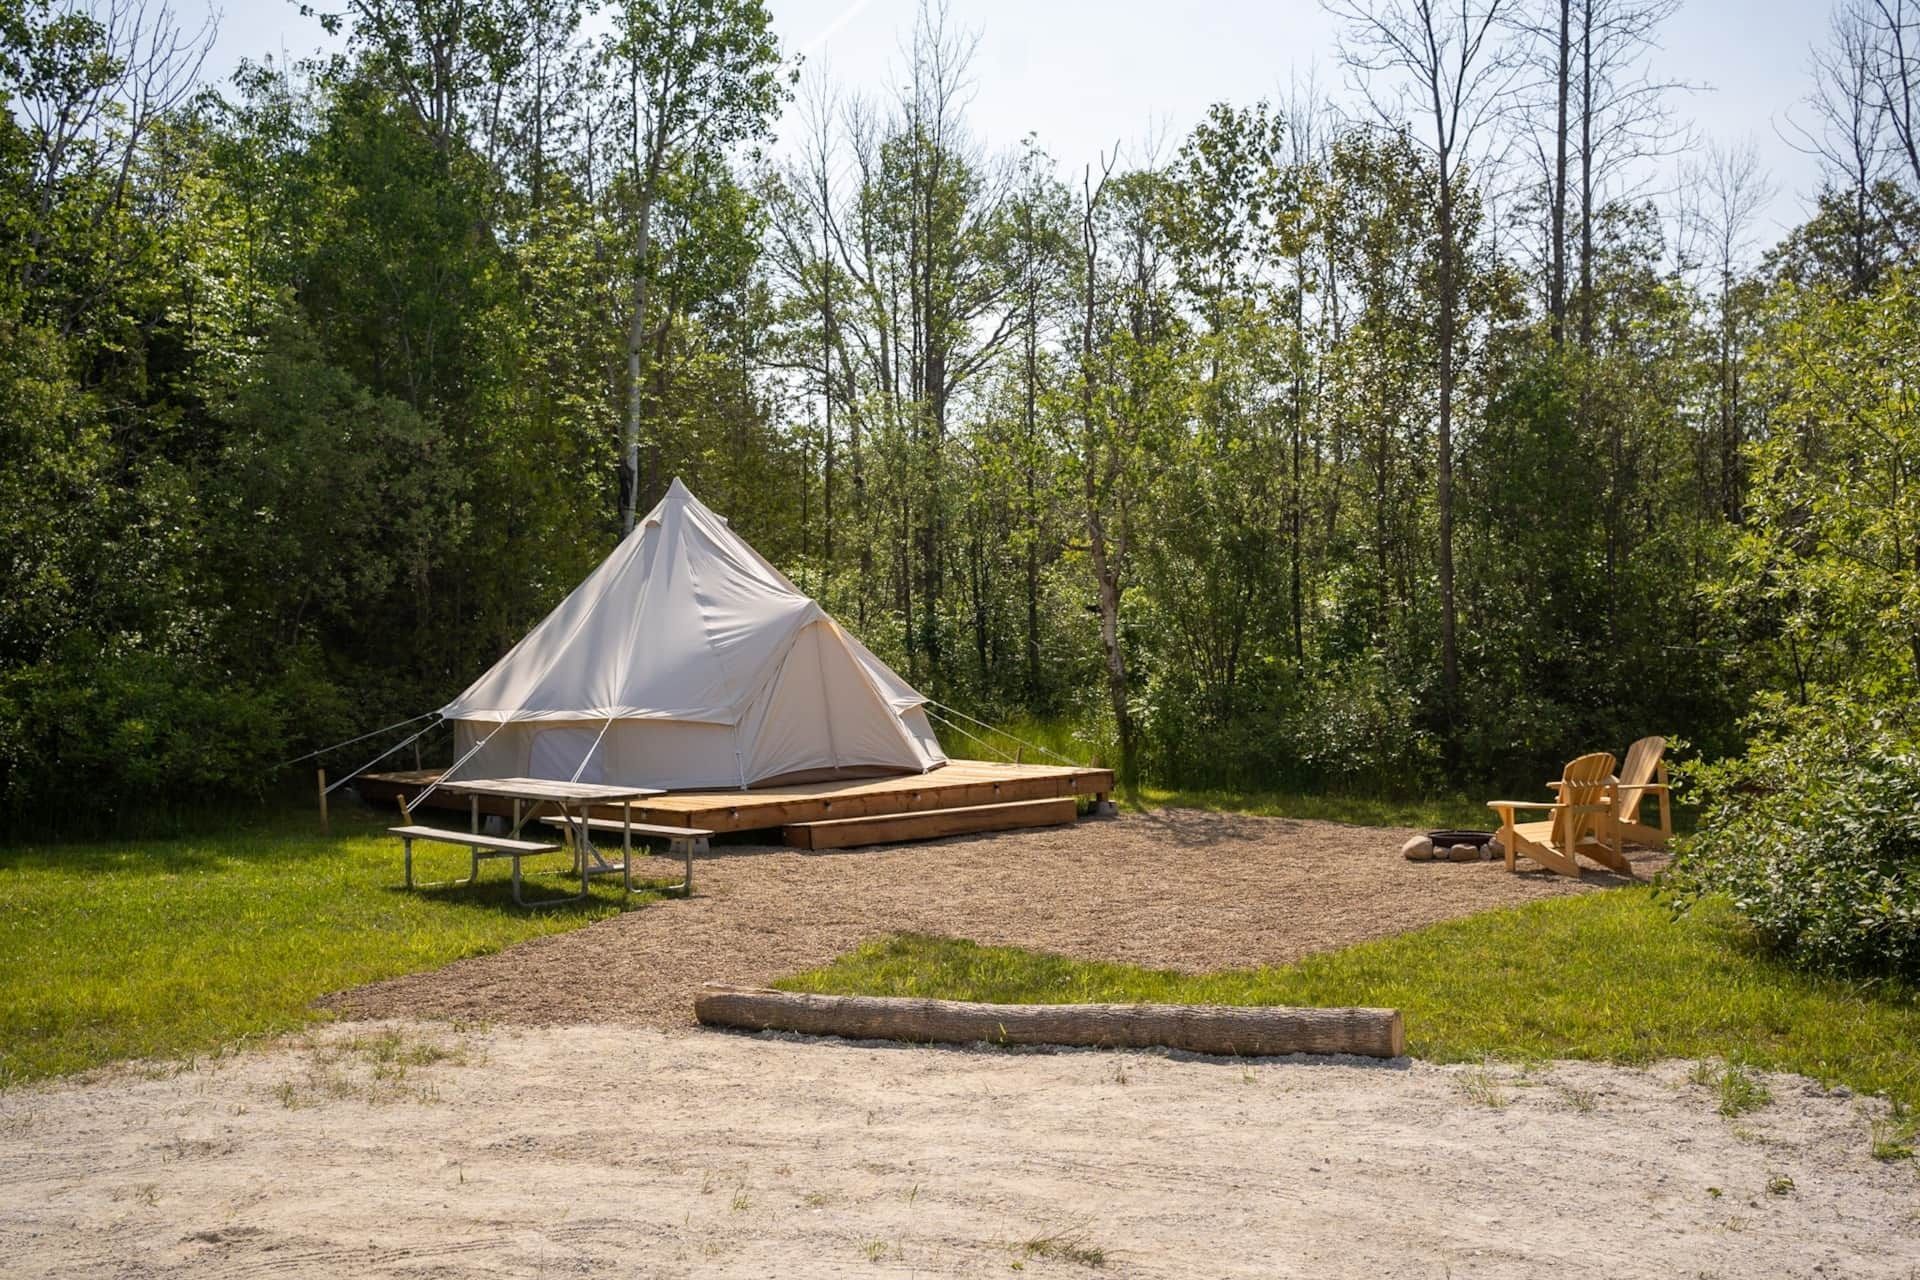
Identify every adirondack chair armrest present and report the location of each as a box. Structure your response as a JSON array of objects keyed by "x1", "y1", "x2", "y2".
[{"x1": 1488, "y1": 799, "x2": 1612, "y2": 817}]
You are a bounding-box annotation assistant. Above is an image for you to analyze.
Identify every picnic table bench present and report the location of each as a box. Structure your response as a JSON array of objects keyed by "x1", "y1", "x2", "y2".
[
  {"x1": 538, "y1": 815, "x2": 711, "y2": 895},
  {"x1": 394, "y1": 823, "x2": 563, "y2": 898}
]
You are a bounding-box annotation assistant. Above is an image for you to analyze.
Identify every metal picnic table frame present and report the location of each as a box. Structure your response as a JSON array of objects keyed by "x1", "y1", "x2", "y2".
[{"x1": 433, "y1": 777, "x2": 664, "y2": 908}]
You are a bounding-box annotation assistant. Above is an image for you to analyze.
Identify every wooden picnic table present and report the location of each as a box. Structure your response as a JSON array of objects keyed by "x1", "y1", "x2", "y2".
[{"x1": 432, "y1": 777, "x2": 663, "y2": 906}]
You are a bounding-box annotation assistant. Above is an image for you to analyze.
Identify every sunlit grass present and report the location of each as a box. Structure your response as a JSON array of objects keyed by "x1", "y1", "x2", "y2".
[
  {"x1": 777, "y1": 890, "x2": 1920, "y2": 1112},
  {"x1": 0, "y1": 809, "x2": 664, "y2": 1085}
]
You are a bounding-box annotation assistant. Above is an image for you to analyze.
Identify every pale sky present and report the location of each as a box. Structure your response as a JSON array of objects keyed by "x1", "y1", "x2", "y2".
[{"x1": 200, "y1": 0, "x2": 1833, "y2": 243}]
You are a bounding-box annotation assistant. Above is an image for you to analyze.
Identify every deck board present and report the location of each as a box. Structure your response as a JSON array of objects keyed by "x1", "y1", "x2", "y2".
[{"x1": 357, "y1": 760, "x2": 1115, "y2": 835}]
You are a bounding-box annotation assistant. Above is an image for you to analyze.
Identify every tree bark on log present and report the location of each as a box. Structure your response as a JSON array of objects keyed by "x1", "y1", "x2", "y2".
[{"x1": 694, "y1": 985, "x2": 1406, "y2": 1059}]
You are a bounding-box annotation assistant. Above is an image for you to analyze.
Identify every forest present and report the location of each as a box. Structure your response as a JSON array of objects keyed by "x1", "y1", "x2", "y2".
[{"x1": 2, "y1": 0, "x2": 1917, "y2": 833}]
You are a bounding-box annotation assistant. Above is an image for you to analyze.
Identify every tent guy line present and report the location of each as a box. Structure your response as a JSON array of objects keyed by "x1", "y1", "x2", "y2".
[
  {"x1": 278, "y1": 709, "x2": 441, "y2": 771},
  {"x1": 321, "y1": 718, "x2": 443, "y2": 798}
]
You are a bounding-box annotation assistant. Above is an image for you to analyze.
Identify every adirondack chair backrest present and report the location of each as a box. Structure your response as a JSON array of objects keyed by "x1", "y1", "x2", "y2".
[
  {"x1": 1615, "y1": 735, "x2": 1666, "y2": 820},
  {"x1": 1555, "y1": 751, "x2": 1616, "y2": 846}
]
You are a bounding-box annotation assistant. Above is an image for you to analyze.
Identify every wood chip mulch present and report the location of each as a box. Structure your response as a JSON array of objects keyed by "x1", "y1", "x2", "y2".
[{"x1": 323, "y1": 808, "x2": 1664, "y2": 1029}]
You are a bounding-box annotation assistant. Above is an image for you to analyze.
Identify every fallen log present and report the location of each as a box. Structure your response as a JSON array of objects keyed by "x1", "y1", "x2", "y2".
[{"x1": 694, "y1": 984, "x2": 1406, "y2": 1059}]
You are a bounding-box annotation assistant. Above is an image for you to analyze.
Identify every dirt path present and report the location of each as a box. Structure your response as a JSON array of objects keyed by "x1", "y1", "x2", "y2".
[
  {"x1": 329, "y1": 809, "x2": 1660, "y2": 1027},
  {"x1": 2, "y1": 1020, "x2": 1911, "y2": 1279}
]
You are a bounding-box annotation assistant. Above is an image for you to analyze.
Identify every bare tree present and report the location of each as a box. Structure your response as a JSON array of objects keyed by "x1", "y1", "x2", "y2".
[
  {"x1": 1280, "y1": 74, "x2": 1340, "y2": 664},
  {"x1": 1500, "y1": 0, "x2": 1687, "y2": 342},
  {"x1": 1802, "y1": 2, "x2": 1889, "y2": 192},
  {"x1": 1075, "y1": 150, "x2": 1133, "y2": 785},
  {"x1": 1571, "y1": 0, "x2": 1687, "y2": 345},
  {"x1": 1327, "y1": 0, "x2": 1520, "y2": 713},
  {"x1": 1681, "y1": 140, "x2": 1772, "y2": 521},
  {"x1": 1867, "y1": 0, "x2": 1920, "y2": 188},
  {"x1": 765, "y1": 67, "x2": 851, "y2": 572},
  {"x1": 1787, "y1": 0, "x2": 1892, "y2": 291},
  {"x1": 822, "y1": 0, "x2": 1017, "y2": 682},
  {"x1": 11, "y1": 0, "x2": 215, "y2": 307}
]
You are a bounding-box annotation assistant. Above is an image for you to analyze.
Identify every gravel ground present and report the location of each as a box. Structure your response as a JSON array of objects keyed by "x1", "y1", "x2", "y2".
[
  {"x1": 3, "y1": 1021, "x2": 1911, "y2": 1279},
  {"x1": 327, "y1": 808, "x2": 1663, "y2": 1028}
]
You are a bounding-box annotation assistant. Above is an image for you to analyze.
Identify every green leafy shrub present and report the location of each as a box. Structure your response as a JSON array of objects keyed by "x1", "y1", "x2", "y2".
[
  {"x1": 1667, "y1": 702, "x2": 1920, "y2": 980},
  {"x1": 0, "y1": 644, "x2": 285, "y2": 833}
]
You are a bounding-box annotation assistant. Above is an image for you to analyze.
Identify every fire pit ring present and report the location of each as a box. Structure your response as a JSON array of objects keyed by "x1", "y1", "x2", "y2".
[{"x1": 1401, "y1": 829, "x2": 1499, "y2": 863}]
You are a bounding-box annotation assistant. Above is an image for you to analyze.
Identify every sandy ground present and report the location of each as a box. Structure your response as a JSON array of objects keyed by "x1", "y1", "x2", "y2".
[
  {"x1": 330, "y1": 808, "x2": 1662, "y2": 1027},
  {"x1": 2, "y1": 1020, "x2": 1913, "y2": 1279}
]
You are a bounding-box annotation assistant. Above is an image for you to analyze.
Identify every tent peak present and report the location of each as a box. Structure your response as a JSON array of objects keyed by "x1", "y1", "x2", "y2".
[{"x1": 664, "y1": 476, "x2": 693, "y2": 501}]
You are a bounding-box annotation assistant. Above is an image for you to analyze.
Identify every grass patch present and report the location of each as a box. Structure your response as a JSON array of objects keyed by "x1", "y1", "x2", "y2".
[
  {"x1": 1871, "y1": 1104, "x2": 1918, "y2": 1161},
  {"x1": 1689, "y1": 1058, "x2": 1774, "y2": 1117},
  {"x1": 1455, "y1": 1061, "x2": 1510, "y2": 1108},
  {"x1": 1131, "y1": 786, "x2": 1489, "y2": 831},
  {"x1": 1017, "y1": 1225, "x2": 1107, "y2": 1268},
  {"x1": 776, "y1": 889, "x2": 1920, "y2": 1111},
  {"x1": 271, "y1": 1025, "x2": 478, "y2": 1108},
  {"x1": 1020, "y1": 1236, "x2": 1106, "y2": 1268},
  {"x1": 0, "y1": 808, "x2": 660, "y2": 1086}
]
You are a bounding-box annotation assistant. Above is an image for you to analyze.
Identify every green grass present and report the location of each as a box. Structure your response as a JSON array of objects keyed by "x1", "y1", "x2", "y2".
[
  {"x1": 1872, "y1": 1104, "x2": 1918, "y2": 1160},
  {"x1": 1131, "y1": 785, "x2": 1489, "y2": 830},
  {"x1": 0, "y1": 809, "x2": 662, "y2": 1086},
  {"x1": 776, "y1": 890, "x2": 1920, "y2": 1113}
]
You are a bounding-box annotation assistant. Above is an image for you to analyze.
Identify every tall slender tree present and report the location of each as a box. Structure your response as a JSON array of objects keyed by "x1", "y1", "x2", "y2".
[
  {"x1": 1329, "y1": 0, "x2": 1519, "y2": 717},
  {"x1": 602, "y1": 0, "x2": 784, "y2": 531}
]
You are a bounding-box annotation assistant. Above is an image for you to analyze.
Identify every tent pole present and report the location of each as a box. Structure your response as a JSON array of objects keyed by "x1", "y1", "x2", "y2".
[{"x1": 317, "y1": 769, "x2": 329, "y2": 834}]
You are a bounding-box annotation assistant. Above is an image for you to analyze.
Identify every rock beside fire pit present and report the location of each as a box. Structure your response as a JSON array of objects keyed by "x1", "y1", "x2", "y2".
[{"x1": 1405, "y1": 829, "x2": 1499, "y2": 865}]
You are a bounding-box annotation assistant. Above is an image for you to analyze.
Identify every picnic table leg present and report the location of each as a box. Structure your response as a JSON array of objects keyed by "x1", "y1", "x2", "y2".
[
  {"x1": 622, "y1": 805, "x2": 633, "y2": 898},
  {"x1": 470, "y1": 795, "x2": 479, "y2": 834},
  {"x1": 568, "y1": 801, "x2": 587, "y2": 874},
  {"x1": 569, "y1": 802, "x2": 591, "y2": 902}
]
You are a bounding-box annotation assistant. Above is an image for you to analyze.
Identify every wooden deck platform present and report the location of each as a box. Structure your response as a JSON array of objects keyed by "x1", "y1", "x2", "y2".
[
  {"x1": 784, "y1": 796, "x2": 1081, "y2": 850},
  {"x1": 356, "y1": 760, "x2": 1115, "y2": 837}
]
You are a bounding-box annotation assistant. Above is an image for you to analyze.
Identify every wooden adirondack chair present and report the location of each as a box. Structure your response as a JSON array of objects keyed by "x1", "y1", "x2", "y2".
[
  {"x1": 1548, "y1": 734, "x2": 1674, "y2": 852},
  {"x1": 1608, "y1": 735, "x2": 1673, "y2": 850},
  {"x1": 1487, "y1": 752, "x2": 1628, "y2": 879}
]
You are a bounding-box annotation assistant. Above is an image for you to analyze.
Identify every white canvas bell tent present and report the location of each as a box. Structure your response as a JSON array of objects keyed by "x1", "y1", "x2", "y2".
[{"x1": 439, "y1": 478, "x2": 947, "y2": 791}]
